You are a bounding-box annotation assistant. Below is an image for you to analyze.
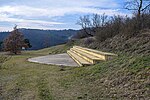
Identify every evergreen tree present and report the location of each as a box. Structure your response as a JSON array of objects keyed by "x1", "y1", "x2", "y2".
[
  {"x1": 0, "y1": 41, "x2": 3, "y2": 51},
  {"x1": 24, "y1": 39, "x2": 32, "y2": 49}
]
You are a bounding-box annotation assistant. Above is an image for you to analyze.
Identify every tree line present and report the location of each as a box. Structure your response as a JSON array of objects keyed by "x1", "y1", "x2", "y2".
[{"x1": 74, "y1": 0, "x2": 150, "y2": 42}]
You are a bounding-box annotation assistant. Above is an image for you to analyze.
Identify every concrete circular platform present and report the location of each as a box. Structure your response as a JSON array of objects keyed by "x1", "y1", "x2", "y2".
[{"x1": 28, "y1": 53, "x2": 78, "y2": 67}]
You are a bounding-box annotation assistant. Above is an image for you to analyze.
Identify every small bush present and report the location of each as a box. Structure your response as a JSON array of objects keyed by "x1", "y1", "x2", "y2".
[
  {"x1": 82, "y1": 37, "x2": 95, "y2": 45},
  {"x1": 96, "y1": 15, "x2": 124, "y2": 42}
]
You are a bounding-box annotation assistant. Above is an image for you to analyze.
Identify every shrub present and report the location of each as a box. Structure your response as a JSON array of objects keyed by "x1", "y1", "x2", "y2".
[{"x1": 77, "y1": 13, "x2": 150, "y2": 44}]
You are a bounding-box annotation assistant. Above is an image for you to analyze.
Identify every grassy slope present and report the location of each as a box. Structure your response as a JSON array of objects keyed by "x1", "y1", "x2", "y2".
[{"x1": 0, "y1": 44, "x2": 150, "y2": 100}]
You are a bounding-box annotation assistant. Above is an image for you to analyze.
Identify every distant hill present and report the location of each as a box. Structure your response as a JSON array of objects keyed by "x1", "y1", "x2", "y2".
[{"x1": 0, "y1": 29, "x2": 78, "y2": 50}]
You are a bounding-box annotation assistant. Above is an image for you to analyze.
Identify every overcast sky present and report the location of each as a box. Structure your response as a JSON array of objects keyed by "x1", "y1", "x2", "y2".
[{"x1": 0, "y1": 0, "x2": 131, "y2": 31}]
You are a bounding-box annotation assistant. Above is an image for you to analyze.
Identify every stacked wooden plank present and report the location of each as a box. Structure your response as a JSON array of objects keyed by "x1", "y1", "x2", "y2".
[{"x1": 67, "y1": 46, "x2": 117, "y2": 67}]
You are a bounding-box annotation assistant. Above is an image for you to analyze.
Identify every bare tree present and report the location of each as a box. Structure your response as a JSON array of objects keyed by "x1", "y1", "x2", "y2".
[
  {"x1": 92, "y1": 13, "x2": 108, "y2": 33},
  {"x1": 125, "y1": 0, "x2": 150, "y2": 16},
  {"x1": 125, "y1": 0, "x2": 150, "y2": 30},
  {"x1": 77, "y1": 15, "x2": 93, "y2": 36},
  {"x1": 77, "y1": 14, "x2": 108, "y2": 37},
  {"x1": 4, "y1": 25, "x2": 27, "y2": 54},
  {"x1": 101, "y1": 13, "x2": 108, "y2": 27},
  {"x1": 92, "y1": 14, "x2": 101, "y2": 28}
]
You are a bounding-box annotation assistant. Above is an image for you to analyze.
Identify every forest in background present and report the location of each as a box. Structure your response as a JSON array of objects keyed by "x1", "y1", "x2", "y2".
[{"x1": 0, "y1": 29, "x2": 78, "y2": 50}]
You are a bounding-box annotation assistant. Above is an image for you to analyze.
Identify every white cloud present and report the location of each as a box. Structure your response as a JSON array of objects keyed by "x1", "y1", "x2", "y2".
[
  {"x1": 0, "y1": 0, "x2": 130, "y2": 31},
  {"x1": 0, "y1": 14, "x2": 64, "y2": 31},
  {"x1": 0, "y1": 5, "x2": 127, "y2": 18},
  {"x1": 0, "y1": 14, "x2": 63, "y2": 24},
  {"x1": 0, "y1": 6, "x2": 50, "y2": 17},
  {"x1": 26, "y1": 0, "x2": 120, "y2": 9},
  {"x1": 0, "y1": 26, "x2": 12, "y2": 31}
]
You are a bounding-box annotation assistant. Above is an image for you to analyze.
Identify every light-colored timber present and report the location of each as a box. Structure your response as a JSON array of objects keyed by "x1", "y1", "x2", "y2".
[
  {"x1": 70, "y1": 48, "x2": 102, "y2": 64},
  {"x1": 73, "y1": 46, "x2": 117, "y2": 60},
  {"x1": 67, "y1": 50, "x2": 91, "y2": 66},
  {"x1": 74, "y1": 46, "x2": 117, "y2": 56},
  {"x1": 67, "y1": 46, "x2": 117, "y2": 66}
]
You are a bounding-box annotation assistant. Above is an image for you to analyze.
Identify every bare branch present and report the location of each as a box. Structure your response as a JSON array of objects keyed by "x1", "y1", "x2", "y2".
[
  {"x1": 141, "y1": 3, "x2": 150, "y2": 11},
  {"x1": 125, "y1": 7, "x2": 138, "y2": 11},
  {"x1": 77, "y1": 15, "x2": 93, "y2": 36},
  {"x1": 125, "y1": 0, "x2": 150, "y2": 16}
]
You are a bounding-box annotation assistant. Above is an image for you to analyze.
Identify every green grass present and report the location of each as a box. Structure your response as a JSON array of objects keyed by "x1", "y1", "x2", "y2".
[
  {"x1": 0, "y1": 44, "x2": 150, "y2": 100},
  {"x1": 37, "y1": 74, "x2": 53, "y2": 100},
  {"x1": 30, "y1": 44, "x2": 72, "y2": 55}
]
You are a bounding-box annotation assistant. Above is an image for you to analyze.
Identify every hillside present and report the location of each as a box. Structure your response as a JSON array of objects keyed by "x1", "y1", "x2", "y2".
[
  {"x1": 0, "y1": 29, "x2": 78, "y2": 50},
  {"x1": 0, "y1": 0, "x2": 150, "y2": 99},
  {"x1": 0, "y1": 29, "x2": 150, "y2": 99}
]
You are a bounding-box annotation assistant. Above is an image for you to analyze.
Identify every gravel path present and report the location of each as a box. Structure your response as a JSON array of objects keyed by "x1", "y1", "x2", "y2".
[{"x1": 28, "y1": 53, "x2": 78, "y2": 67}]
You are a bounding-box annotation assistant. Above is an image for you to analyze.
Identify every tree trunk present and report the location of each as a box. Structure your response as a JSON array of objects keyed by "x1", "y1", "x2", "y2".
[{"x1": 138, "y1": 0, "x2": 143, "y2": 17}]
